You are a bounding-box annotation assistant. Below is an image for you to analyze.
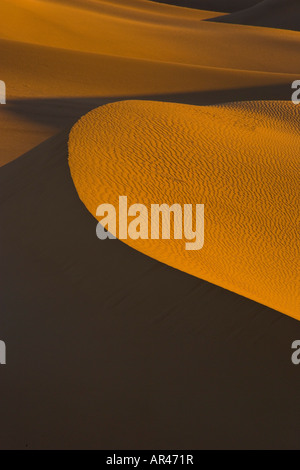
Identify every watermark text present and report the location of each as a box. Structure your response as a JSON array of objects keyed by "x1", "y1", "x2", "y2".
[
  {"x1": 96, "y1": 196, "x2": 204, "y2": 251},
  {"x1": 291, "y1": 340, "x2": 300, "y2": 365},
  {"x1": 291, "y1": 80, "x2": 300, "y2": 104},
  {"x1": 0, "y1": 80, "x2": 6, "y2": 104},
  {"x1": 0, "y1": 340, "x2": 6, "y2": 365}
]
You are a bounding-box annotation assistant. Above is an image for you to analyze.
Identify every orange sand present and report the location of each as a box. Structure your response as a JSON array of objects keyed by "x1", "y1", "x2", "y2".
[
  {"x1": 69, "y1": 100, "x2": 300, "y2": 319},
  {"x1": 1, "y1": 0, "x2": 300, "y2": 164},
  {"x1": 0, "y1": 0, "x2": 299, "y2": 318}
]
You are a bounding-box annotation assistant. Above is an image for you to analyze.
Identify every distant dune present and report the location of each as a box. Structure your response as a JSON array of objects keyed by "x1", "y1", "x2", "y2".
[
  {"x1": 210, "y1": 0, "x2": 300, "y2": 31},
  {"x1": 1, "y1": 0, "x2": 300, "y2": 164},
  {"x1": 3, "y1": 0, "x2": 299, "y2": 69},
  {"x1": 151, "y1": 0, "x2": 261, "y2": 12}
]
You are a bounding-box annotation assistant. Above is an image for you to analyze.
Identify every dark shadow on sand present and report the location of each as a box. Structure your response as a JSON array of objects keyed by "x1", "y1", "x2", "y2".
[
  {"x1": 149, "y1": 0, "x2": 261, "y2": 13},
  {"x1": 0, "y1": 105, "x2": 299, "y2": 448},
  {"x1": 6, "y1": 82, "x2": 293, "y2": 132}
]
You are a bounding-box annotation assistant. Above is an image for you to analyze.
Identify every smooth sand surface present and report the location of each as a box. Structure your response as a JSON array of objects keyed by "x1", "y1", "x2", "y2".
[
  {"x1": 69, "y1": 100, "x2": 299, "y2": 319},
  {"x1": 1, "y1": 0, "x2": 299, "y2": 70},
  {"x1": 1, "y1": 0, "x2": 300, "y2": 164},
  {"x1": 210, "y1": 0, "x2": 300, "y2": 32},
  {"x1": 1, "y1": 130, "x2": 300, "y2": 449}
]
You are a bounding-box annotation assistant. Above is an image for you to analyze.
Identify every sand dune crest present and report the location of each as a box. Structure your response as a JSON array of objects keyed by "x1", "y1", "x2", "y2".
[
  {"x1": 210, "y1": 0, "x2": 300, "y2": 32},
  {"x1": 69, "y1": 100, "x2": 300, "y2": 319}
]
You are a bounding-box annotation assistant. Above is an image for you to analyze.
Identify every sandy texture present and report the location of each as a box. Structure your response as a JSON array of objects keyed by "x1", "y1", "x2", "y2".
[
  {"x1": 1, "y1": 0, "x2": 300, "y2": 164},
  {"x1": 69, "y1": 100, "x2": 299, "y2": 319},
  {"x1": 0, "y1": 0, "x2": 299, "y2": 450}
]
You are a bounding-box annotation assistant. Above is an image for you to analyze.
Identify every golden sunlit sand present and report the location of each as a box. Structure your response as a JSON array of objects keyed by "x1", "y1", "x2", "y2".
[
  {"x1": 69, "y1": 100, "x2": 299, "y2": 319},
  {"x1": 1, "y1": 0, "x2": 300, "y2": 164}
]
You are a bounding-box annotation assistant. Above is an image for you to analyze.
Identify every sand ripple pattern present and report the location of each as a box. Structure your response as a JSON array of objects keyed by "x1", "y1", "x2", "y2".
[{"x1": 69, "y1": 100, "x2": 299, "y2": 319}]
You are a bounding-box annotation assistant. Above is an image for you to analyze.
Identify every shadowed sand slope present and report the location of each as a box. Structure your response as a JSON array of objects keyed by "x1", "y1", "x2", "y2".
[
  {"x1": 210, "y1": 0, "x2": 300, "y2": 32},
  {"x1": 0, "y1": 130, "x2": 300, "y2": 449},
  {"x1": 150, "y1": 0, "x2": 261, "y2": 12},
  {"x1": 69, "y1": 100, "x2": 300, "y2": 319}
]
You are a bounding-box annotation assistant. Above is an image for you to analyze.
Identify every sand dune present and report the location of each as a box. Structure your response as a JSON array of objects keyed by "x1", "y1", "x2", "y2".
[
  {"x1": 1, "y1": 36, "x2": 297, "y2": 166},
  {"x1": 151, "y1": 0, "x2": 261, "y2": 12},
  {"x1": 0, "y1": 0, "x2": 221, "y2": 55},
  {"x1": 1, "y1": 0, "x2": 300, "y2": 165},
  {"x1": 1, "y1": 129, "x2": 300, "y2": 449},
  {"x1": 0, "y1": 0, "x2": 299, "y2": 450},
  {"x1": 211, "y1": 0, "x2": 300, "y2": 32},
  {"x1": 1, "y1": 0, "x2": 299, "y2": 72},
  {"x1": 69, "y1": 100, "x2": 299, "y2": 320},
  {"x1": 4, "y1": 37, "x2": 298, "y2": 101}
]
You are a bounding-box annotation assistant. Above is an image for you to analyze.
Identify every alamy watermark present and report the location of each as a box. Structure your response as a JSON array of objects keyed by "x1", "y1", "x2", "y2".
[
  {"x1": 291, "y1": 341, "x2": 300, "y2": 365},
  {"x1": 96, "y1": 196, "x2": 204, "y2": 251},
  {"x1": 0, "y1": 80, "x2": 6, "y2": 104},
  {"x1": 292, "y1": 80, "x2": 300, "y2": 104},
  {"x1": 0, "y1": 341, "x2": 6, "y2": 365},
  {"x1": 106, "y1": 454, "x2": 193, "y2": 466}
]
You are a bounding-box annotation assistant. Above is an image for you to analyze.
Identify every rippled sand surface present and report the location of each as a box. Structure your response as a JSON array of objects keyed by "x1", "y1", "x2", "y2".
[{"x1": 69, "y1": 100, "x2": 300, "y2": 319}]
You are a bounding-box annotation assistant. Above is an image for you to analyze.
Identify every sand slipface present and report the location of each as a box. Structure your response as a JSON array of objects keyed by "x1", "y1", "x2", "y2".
[
  {"x1": 1, "y1": 0, "x2": 300, "y2": 451},
  {"x1": 68, "y1": 100, "x2": 299, "y2": 320},
  {"x1": 1, "y1": 0, "x2": 300, "y2": 164}
]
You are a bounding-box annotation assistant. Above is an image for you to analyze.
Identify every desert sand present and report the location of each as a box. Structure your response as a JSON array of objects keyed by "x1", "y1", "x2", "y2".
[
  {"x1": 69, "y1": 100, "x2": 299, "y2": 319},
  {"x1": 1, "y1": 0, "x2": 300, "y2": 164},
  {"x1": 0, "y1": 0, "x2": 299, "y2": 450},
  {"x1": 152, "y1": 0, "x2": 261, "y2": 12},
  {"x1": 1, "y1": 128, "x2": 300, "y2": 449}
]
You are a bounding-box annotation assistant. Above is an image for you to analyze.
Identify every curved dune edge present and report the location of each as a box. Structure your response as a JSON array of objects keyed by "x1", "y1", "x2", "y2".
[
  {"x1": 2, "y1": 0, "x2": 300, "y2": 166},
  {"x1": 68, "y1": 100, "x2": 299, "y2": 320},
  {"x1": 149, "y1": 0, "x2": 260, "y2": 12}
]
